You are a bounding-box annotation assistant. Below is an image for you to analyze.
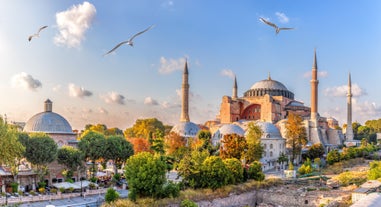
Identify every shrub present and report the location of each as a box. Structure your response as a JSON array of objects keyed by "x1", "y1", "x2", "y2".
[
  {"x1": 29, "y1": 190, "x2": 36, "y2": 196},
  {"x1": 105, "y1": 188, "x2": 120, "y2": 203},
  {"x1": 10, "y1": 182, "x2": 18, "y2": 193},
  {"x1": 223, "y1": 158, "x2": 244, "y2": 184},
  {"x1": 158, "y1": 181, "x2": 180, "y2": 198},
  {"x1": 50, "y1": 188, "x2": 57, "y2": 194},
  {"x1": 248, "y1": 161, "x2": 265, "y2": 181},
  {"x1": 59, "y1": 187, "x2": 65, "y2": 193},
  {"x1": 38, "y1": 187, "x2": 45, "y2": 194},
  {"x1": 327, "y1": 150, "x2": 340, "y2": 165},
  {"x1": 201, "y1": 156, "x2": 229, "y2": 189},
  {"x1": 368, "y1": 161, "x2": 381, "y2": 180},
  {"x1": 180, "y1": 199, "x2": 198, "y2": 207}
]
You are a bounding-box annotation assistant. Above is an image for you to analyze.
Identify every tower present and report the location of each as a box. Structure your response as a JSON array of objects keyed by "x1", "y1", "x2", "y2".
[
  {"x1": 44, "y1": 99, "x2": 53, "y2": 112},
  {"x1": 310, "y1": 49, "x2": 319, "y2": 121},
  {"x1": 232, "y1": 75, "x2": 238, "y2": 99},
  {"x1": 346, "y1": 73, "x2": 354, "y2": 141},
  {"x1": 180, "y1": 60, "x2": 190, "y2": 122}
]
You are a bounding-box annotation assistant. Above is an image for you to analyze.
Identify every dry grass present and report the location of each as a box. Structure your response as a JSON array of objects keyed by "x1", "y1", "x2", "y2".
[{"x1": 101, "y1": 178, "x2": 283, "y2": 207}]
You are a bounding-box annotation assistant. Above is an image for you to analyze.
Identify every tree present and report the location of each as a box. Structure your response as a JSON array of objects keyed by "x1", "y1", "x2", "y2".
[
  {"x1": 57, "y1": 146, "x2": 83, "y2": 180},
  {"x1": 306, "y1": 143, "x2": 325, "y2": 159},
  {"x1": 165, "y1": 132, "x2": 189, "y2": 161},
  {"x1": 128, "y1": 137, "x2": 151, "y2": 154},
  {"x1": 285, "y1": 112, "x2": 307, "y2": 163},
  {"x1": 223, "y1": 158, "x2": 244, "y2": 184},
  {"x1": 78, "y1": 130, "x2": 106, "y2": 178},
  {"x1": 220, "y1": 133, "x2": 247, "y2": 160},
  {"x1": 150, "y1": 129, "x2": 165, "y2": 154},
  {"x1": 103, "y1": 135, "x2": 134, "y2": 174},
  {"x1": 201, "y1": 156, "x2": 229, "y2": 189},
  {"x1": 177, "y1": 150, "x2": 209, "y2": 188},
  {"x1": 244, "y1": 122, "x2": 264, "y2": 163},
  {"x1": 125, "y1": 152, "x2": 167, "y2": 201},
  {"x1": 124, "y1": 118, "x2": 165, "y2": 138},
  {"x1": 25, "y1": 133, "x2": 58, "y2": 182},
  {"x1": 105, "y1": 188, "x2": 120, "y2": 203},
  {"x1": 0, "y1": 118, "x2": 25, "y2": 185},
  {"x1": 248, "y1": 161, "x2": 265, "y2": 181},
  {"x1": 327, "y1": 149, "x2": 341, "y2": 165}
]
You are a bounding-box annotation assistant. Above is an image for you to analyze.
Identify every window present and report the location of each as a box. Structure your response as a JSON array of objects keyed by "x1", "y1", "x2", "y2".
[
  {"x1": 264, "y1": 144, "x2": 267, "y2": 149},
  {"x1": 270, "y1": 151, "x2": 273, "y2": 157},
  {"x1": 270, "y1": 144, "x2": 273, "y2": 149}
]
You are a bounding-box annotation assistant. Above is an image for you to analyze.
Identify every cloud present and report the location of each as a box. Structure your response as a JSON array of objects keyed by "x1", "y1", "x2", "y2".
[
  {"x1": 161, "y1": 0, "x2": 174, "y2": 10},
  {"x1": 303, "y1": 71, "x2": 328, "y2": 78},
  {"x1": 220, "y1": 69, "x2": 235, "y2": 79},
  {"x1": 144, "y1": 97, "x2": 159, "y2": 105},
  {"x1": 52, "y1": 84, "x2": 62, "y2": 92},
  {"x1": 11, "y1": 72, "x2": 42, "y2": 91},
  {"x1": 101, "y1": 91, "x2": 125, "y2": 105},
  {"x1": 352, "y1": 99, "x2": 381, "y2": 120},
  {"x1": 54, "y1": 1, "x2": 96, "y2": 48},
  {"x1": 324, "y1": 83, "x2": 367, "y2": 97},
  {"x1": 159, "y1": 57, "x2": 186, "y2": 74},
  {"x1": 98, "y1": 107, "x2": 108, "y2": 114},
  {"x1": 68, "y1": 83, "x2": 93, "y2": 98},
  {"x1": 275, "y1": 12, "x2": 289, "y2": 23},
  {"x1": 161, "y1": 101, "x2": 181, "y2": 109}
]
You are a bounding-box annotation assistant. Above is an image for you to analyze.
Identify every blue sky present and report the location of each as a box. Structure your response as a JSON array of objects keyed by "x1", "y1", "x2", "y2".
[{"x1": 1, "y1": 1, "x2": 380, "y2": 130}]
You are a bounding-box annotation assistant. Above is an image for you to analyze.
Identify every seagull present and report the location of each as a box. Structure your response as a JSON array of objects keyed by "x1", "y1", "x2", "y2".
[
  {"x1": 259, "y1": 18, "x2": 293, "y2": 35},
  {"x1": 103, "y1": 25, "x2": 155, "y2": 56},
  {"x1": 28, "y1": 26, "x2": 48, "y2": 41}
]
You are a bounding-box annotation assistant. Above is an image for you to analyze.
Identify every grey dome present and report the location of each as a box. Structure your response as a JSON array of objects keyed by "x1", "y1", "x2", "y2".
[
  {"x1": 212, "y1": 124, "x2": 245, "y2": 146},
  {"x1": 171, "y1": 121, "x2": 200, "y2": 138},
  {"x1": 255, "y1": 121, "x2": 282, "y2": 139},
  {"x1": 250, "y1": 78, "x2": 288, "y2": 91},
  {"x1": 24, "y1": 111, "x2": 74, "y2": 134}
]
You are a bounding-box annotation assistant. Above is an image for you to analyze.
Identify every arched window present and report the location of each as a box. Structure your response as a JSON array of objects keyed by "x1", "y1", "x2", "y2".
[
  {"x1": 264, "y1": 144, "x2": 267, "y2": 149},
  {"x1": 270, "y1": 151, "x2": 273, "y2": 157},
  {"x1": 270, "y1": 144, "x2": 273, "y2": 149}
]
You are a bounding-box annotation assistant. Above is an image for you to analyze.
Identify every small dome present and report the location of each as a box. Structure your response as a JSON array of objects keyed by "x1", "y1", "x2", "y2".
[
  {"x1": 24, "y1": 112, "x2": 74, "y2": 134},
  {"x1": 250, "y1": 78, "x2": 288, "y2": 91},
  {"x1": 255, "y1": 121, "x2": 282, "y2": 139},
  {"x1": 171, "y1": 121, "x2": 200, "y2": 138},
  {"x1": 287, "y1": 101, "x2": 305, "y2": 107},
  {"x1": 212, "y1": 124, "x2": 245, "y2": 146}
]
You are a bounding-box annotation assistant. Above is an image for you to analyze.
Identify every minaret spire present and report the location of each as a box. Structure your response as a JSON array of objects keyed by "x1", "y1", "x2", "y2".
[
  {"x1": 310, "y1": 48, "x2": 319, "y2": 121},
  {"x1": 346, "y1": 72, "x2": 354, "y2": 141},
  {"x1": 232, "y1": 75, "x2": 238, "y2": 99},
  {"x1": 180, "y1": 59, "x2": 190, "y2": 122}
]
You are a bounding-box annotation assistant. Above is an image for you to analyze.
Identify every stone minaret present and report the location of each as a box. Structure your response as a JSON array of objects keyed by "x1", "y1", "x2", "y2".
[
  {"x1": 180, "y1": 60, "x2": 190, "y2": 122},
  {"x1": 232, "y1": 75, "x2": 238, "y2": 99},
  {"x1": 310, "y1": 49, "x2": 319, "y2": 121},
  {"x1": 346, "y1": 73, "x2": 354, "y2": 141},
  {"x1": 44, "y1": 99, "x2": 53, "y2": 112}
]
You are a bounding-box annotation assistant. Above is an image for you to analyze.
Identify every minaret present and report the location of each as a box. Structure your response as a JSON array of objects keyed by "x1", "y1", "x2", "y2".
[
  {"x1": 44, "y1": 99, "x2": 53, "y2": 112},
  {"x1": 346, "y1": 73, "x2": 354, "y2": 141},
  {"x1": 180, "y1": 60, "x2": 190, "y2": 122},
  {"x1": 232, "y1": 75, "x2": 238, "y2": 99},
  {"x1": 310, "y1": 49, "x2": 319, "y2": 121}
]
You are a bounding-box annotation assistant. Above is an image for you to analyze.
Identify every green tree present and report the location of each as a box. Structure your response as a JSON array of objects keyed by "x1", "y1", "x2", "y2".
[
  {"x1": 105, "y1": 188, "x2": 120, "y2": 203},
  {"x1": 124, "y1": 118, "x2": 165, "y2": 138},
  {"x1": 150, "y1": 129, "x2": 165, "y2": 154},
  {"x1": 248, "y1": 161, "x2": 265, "y2": 181},
  {"x1": 25, "y1": 133, "x2": 58, "y2": 182},
  {"x1": 125, "y1": 152, "x2": 167, "y2": 201},
  {"x1": 177, "y1": 150, "x2": 209, "y2": 188},
  {"x1": 327, "y1": 149, "x2": 341, "y2": 165},
  {"x1": 306, "y1": 143, "x2": 325, "y2": 159},
  {"x1": 223, "y1": 158, "x2": 244, "y2": 184},
  {"x1": 0, "y1": 118, "x2": 25, "y2": 185},
  {"x1": 201, "y1": 156, "x2": 229, "y2": 189},
  {"x1": 103, "y1": 135, "x2": 134, "y2": 174},
  {"x1": 368, "y1": 161, "x2": 381, "y2": 180},
  {"x1": 78, "y1": 130, "x2": 106, "y2": 178},
  {"x1": 244, "y1": 122, "x2": 264, "y2": 163},
  {"x1": 285, "y1": 112, "x2": 307, "y2": 163},
  {"x1": 220, "y1": 133, "x2": 247, "y2": 160},
  {"x1": 57, "y1": 146, "x2": 83, "y2": 180}
]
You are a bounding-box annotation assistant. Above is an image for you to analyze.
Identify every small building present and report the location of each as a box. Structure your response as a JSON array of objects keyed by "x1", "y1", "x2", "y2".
[{"x1": 352, "y1": 180, "x2": 381, "y2": 204}]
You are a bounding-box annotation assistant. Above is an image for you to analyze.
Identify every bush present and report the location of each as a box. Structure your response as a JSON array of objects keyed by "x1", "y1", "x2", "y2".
[
  {"x1": 327, "y1": 150, "x2": 340, "y2": 165},
  {"x1": 59, "y1": 187, "x2": 65, "y2": 193},
  {"x1": 105, "y1": 188, "x2": 120, "y2": 203},
  {"x1": 180, "y1": 199, "x2": 198, "y2": 207},
  {"x1": 50, "y1": 188, "x2": 57, "y2": 194},
  {"x1": 201, "y1": 156, "x2": 229, "y2": 189},
  {"x1": 223, "y1": 158, "x2": 244, "y2": 184},
  {"x1": 38, "y1": 187, "x2": 45, "y2": 194},
  {"x1": 158, "y1": 181, "x2": 180, "y2": 198},
  {"x1": 10, "y1": 182, "x2": 18, "y2": 193},
  {"x1": 248, "y1": 161, "x2": 265, "y2": 181}
]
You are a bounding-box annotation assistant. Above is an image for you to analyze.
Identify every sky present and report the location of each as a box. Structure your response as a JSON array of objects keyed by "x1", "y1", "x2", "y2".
[{"x1": 1, "y1": 1, "x2": 380, "y2": 131}]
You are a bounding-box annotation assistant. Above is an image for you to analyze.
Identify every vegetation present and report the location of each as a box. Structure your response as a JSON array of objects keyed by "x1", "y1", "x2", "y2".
[
  {"x1": 57, "y1": 146, "x2": 83, "y2": 180},
  {"x1": 368, "y1": 161, "x2": 381, "y2": 180},
  {"x1": 105, "y1": 188, "x2": 120, "y2": 203},
  {"x1": 305, "y1": 143, "x2": 325, "y2": 160},
  {"x1": 244, "y1": 122, "x2": 264, "y2": 163},
  {"x1": 247, "y1": 161, "x2": 265, "y2": 181},
  {"x1": 285, "y1": 112, "x2": 307, "y2": 163},
  {"x1": 103, "y1": 135, "x2": 134, "y2": 173},
  {"x1": 124, "y1": 118, "x2": 166, "y2": 138},
  {"x1": 220, "y1": 133, "x2": 247, "y2": 160}
]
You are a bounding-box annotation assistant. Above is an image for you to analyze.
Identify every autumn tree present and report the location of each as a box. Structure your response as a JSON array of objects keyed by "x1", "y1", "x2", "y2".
[
  {"x1": 128, "y1": 137, "x2": 151, "y2": 154},
  {"x1": 220, "y1": 133, "x2": 248, "y2": 160},
  {"x1": 124, "y1": 118, "x2": 165, "y2": 138},
  {"x1": 285, "y1": 112, "x2": 307, "y2": 163},
  {"x1": 165, "y1": 132, "x2": 188, "y2": 161},
  {"x1": 25, "y1": 133, "x2": 58, "y2": 182},
  {"x1": 244, "y1": 122, "x2": 264, "y2": 164}
]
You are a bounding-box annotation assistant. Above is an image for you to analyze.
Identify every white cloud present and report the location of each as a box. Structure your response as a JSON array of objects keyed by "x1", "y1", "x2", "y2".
[
  {"x1": 98, "y1": 107, "x2": 108, "y2": 114},
  {"x1": 54, "y1": 1, "x2": 96, "y2": 48},
  {"x1": 101, "y1": 91, "x2": 125, "y2": 105},
  {"x1": 275, "y1": 12, "x2": 289, "y2": 23},
  {"x1": 52, "y1": 84, "x2": 62, "y2": 92},
  {"x1": 161, "y1": 0, "x2": 174, "y2": 10},
  {"x1": 159, "y1": 57, "x2": 186, "y2": 74},
  {"x1": 324, "y1": 83, "x2": 367, "y2": 97},
  {"x1": 144, "y1": 97, "x2": 159, "y2": 105},
  {"x1": 161, "y1": 101, "x2": 181, "y2": 109},
  {"x1": 11, "y1": 72, "x2": 42, "y2": 91},
  {"x1": 303, "y1": 71, "x2": 328, "y2": 78},
  {"x1": 220, "y1": 69, "x2": 235, "y2": 79},
  {"x1": 68, "y1": 83, "x2": 92, "y2": 98}
]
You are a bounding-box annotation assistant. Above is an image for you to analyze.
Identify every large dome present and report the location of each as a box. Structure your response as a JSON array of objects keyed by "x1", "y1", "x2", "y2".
[
  {"x1": 24, "y1": 112, "x2": 74, "y2": 134},
  {"x1": 23, "y1": 99, "x2": 74, "y2": 134},
  {"x1": 250, "y1": 78, "x2": 288, "y2": 91},
  {"x1": 170, "y1": 121, "x2": 200, "y2": 138}
]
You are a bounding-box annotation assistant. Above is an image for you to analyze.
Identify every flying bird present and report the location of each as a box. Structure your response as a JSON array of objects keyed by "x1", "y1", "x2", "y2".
[
  {"x1": 103, "y1": 25, "x2": 155, "y2": 56},
  {"x1": 28, "y1": 26, "x2": 48, "y2": 41},
  {"x1": 259, "y1": 18, "x2": 293, "y2": 35}
]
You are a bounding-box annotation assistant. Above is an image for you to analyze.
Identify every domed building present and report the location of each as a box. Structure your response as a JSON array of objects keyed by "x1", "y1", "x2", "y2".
[
  {"x1": 24, "y1": 99, "x2": 77, "y2": 147},
  {"x1": 211, "y1": 124, "x2": 245, "y2": 146}
]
